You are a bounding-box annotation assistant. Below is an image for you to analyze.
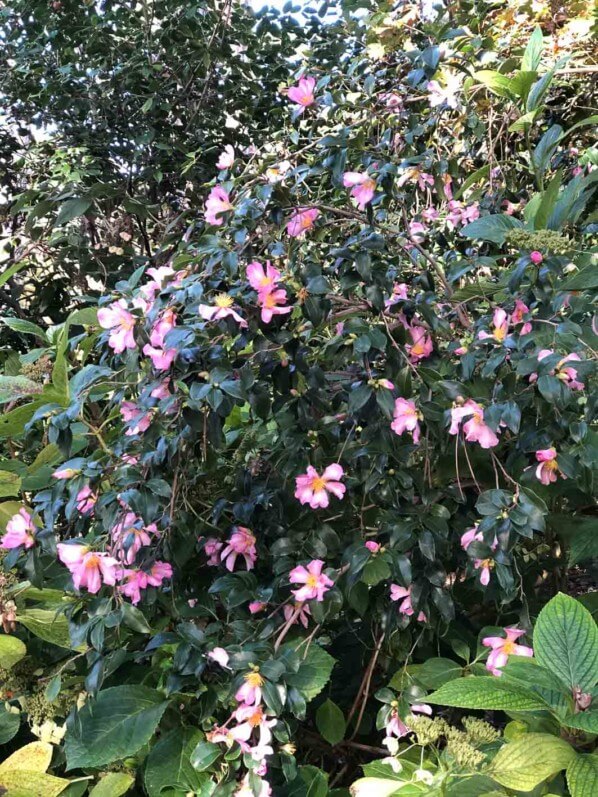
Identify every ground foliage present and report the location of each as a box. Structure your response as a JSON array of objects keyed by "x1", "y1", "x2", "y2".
[{"x1": 0, "y1": 0, "x2": 596, "y2": 795}]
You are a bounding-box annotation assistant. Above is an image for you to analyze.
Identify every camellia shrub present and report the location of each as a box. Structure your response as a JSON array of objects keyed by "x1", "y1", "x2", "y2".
[{"x1": 0, "y1": 1, "x2": 596, "y2": 796}]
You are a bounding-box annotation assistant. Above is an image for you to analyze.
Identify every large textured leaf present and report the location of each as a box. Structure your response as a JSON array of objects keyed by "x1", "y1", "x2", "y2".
[
  {"x1": 0, "y1": 741, "x2": 53, "y2": 773},
  {"x1": 0, "y1": 318, "x2": 48, "y2": 342},
  {"x1": 0, "y1": 769, "x2": 70, "y2": 797},
  {"x1": 89, "y1": 772, "x2": 135, "y2": 797},
  {"x1": 144, "y1": 728, "x2": 206, "y2": 796},
  {"x1": 461, "y1": 215, "x2": 523, "y2": 245},
  {"x1": 489, "y1": 734, "x2": 575, "y2": 791},
  {"x1": 64, "y1": 686, "x2": 169, "y2": 769},
  {"x1": 562, "y1": 711, "x2": 598, "y2": 734},
  {"x1": 0, "y1": 635, "x2": 27, "y2": 669},
  {"x1": 0, "y1": 375, "x2": 42, "y2": 405},
  {"x1": 17, "y1": 608, "x2": 84, "y2": 651},
  {"x1": 0, "y1": 470, "x2": 21, "y2": 497},
  {"x1": 426, "y1": 677, "x2": 549, "y2": 711},
  {"x1": 566, "y1": 754, "x2": 598, "y2": 797},
  {"x1": 534, "y1": 593, "x2": 598, "y2": 692},
  {"x1": 286, "y1": 645, "x2": 336, "y2": 702}
]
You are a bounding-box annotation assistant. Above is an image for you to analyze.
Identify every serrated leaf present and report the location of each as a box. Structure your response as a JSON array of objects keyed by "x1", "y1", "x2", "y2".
[
  {"x1": 316, "y1": 699, "x2": 345, "y2": 745},
  {"x1": 566, "y1": 753, "x2": 598, "y2": 797},
  {"x1": 55, "y1": 197, "x2": 92, "y2": 226},
  {"x1": 145, "y1": 728, "x2": 206, "y2": 796},
  {"x1": 461, "y1": 214, "x2": 523, "y2": 245},
  {"x1": 416, "y1": 658, "x2": 463, "y2": 689},
  {"x1": 286, "y1": 645, "x2": 336, "y2": 702},
  {"x1": 562, "y1": 711, "x2": 598, "y2": 734},
  {"x1": 534, "y1": 593, "x2": 598, "y2": 692},
  {"x1": 426, "y1": 677, "x2": 549, "y2": 711},
  {"x1": 189, "y1": 741, "x2": 220, "y2": 771},
  {"x1": 489, "y1": 733, "x2": 575, "y2": 791},
  {"x1": 64, "y1": 686, "x2": 169, "y2": 769}
]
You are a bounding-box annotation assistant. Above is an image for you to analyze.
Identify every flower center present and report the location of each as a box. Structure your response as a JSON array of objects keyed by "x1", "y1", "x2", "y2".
[
  {"x1": 245, "y1": 672, "x2": 264, "y2": 688},
  {"x1": 263, "y1": 293, "x2": 277, "y2": 308},
  {"x1": 544, "y1": 459, "x2": 558, "y2": 471},
  {"x1": 494, "y1": 327, "x2": 506, "y2": 342},
  {"x1": 215, "y1": 294, "x2": 234, "y2": 308},
  {"x1": 85, "y1": 554, "x2": 99, "y2": 569},
  {"x1": 305, "y1": 574, "x2": 319, "y2": 588},
  {"x1": 502, "y1": 639, "x2": 517, "y2": 655},
  {"x1": 311, "y1": 476, "x2": 326, "y2": 492},
  {"x1": 248, "y1": 708, "x2": 264, "y2": 727},
  {"x1": 480, "y1": 559, "x2": 495, "y2": 570},
  {"x1": 411, "y1": 342, "x2": 425, "y2": 355}
]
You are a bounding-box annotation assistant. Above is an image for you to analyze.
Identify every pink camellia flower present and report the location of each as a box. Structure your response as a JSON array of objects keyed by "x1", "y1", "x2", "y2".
[
  {"x1": 406, "y1": 326, "x2": 433, "y2": 363},
  {"x1": 479, "y1": 308, "x2": 509, "y2": 343},
  {"x1": 474, "y1": 557, "x2": 494, "y2": 586},
  {"x1": 391, "y1": 398, "x2": 422, "y2": 444},
  {"x1": 204, "y1": 186, "x2": 233, "y2": 226},
  {"x1": 258, "y1": 287, "x2": 292, "y2": 324},
  {"x1": 408, "y1": 220, "x2": 427, "y2": 242},
  {"x1": 58, "y1": 544, "x2": 119, "y2": 594},
  {"x1": 530, "y1": 251, "x2": 543, "y2": 265},
  {"x1": 118, "y1": 569, "x2": 150, "y2": 605},
  {"x1": 229, "y1": 704, "x2": 277, "y2": 764},
  {"x1": 385, "y1": 282, "x2": 409, "y2": 310},
  {"x1": 287, "y1": 76, "x2": 316, "y2": 111},
  {"x1": 249, "y1": 600, "x2": 267, "y2": 614},
  {"x1": 97, "y1": 299, "x2": 136, "y2": 354},
  {"x1": 147, "y1": 560, "x2": 173, "y2": 586},
  {"x1": 343, "y1": 172, "x2": 376, "y2": 210},
  {"x1": 216, "y1": 145, "x2": 235, "y2": 170},
  {"x1": 511, "y1": 299, "x2": 532, "y2": 335},
  {"x1": 365, "y1": 540, "x2": 381, "y2": 554},
  {"x1": 57, "y1": 542, "x2": 89, "y2": 567},
  {"x1": 235, "y1": 670, "x2": 265, "y2": 706},
  {"x1": 535, "y1": 447, "x2": 561, "y2": 485},
  {"x1": 143, "y1": 344, "x2": 176, "y2": 371},
  {"x1": 151, "y1": 378, "x2": 172, "y2": 400},
  {"x1": 53, "y1": 467, "x2": 79, "y2": 479},
  {"x1": 532, "y1": 350, "x2": 585, "y2": 390},
  {"x1": 199, "y1": 294, "x2": 248, "y2": 328},
  {"x1": 390, "y1": 584, "x2": 426, "y2": 622},
  {"x1": 383, "y1": 704, "x2": 432, "y2": 753},
  {"x1": 149, "y1": 308, "x2": 176, "y2": 348},
  {"x1": 265, "y1": 160, "x2": 291, "y2": 184},
  {"x1": 247, "y1": 261, "x2": 283, "y2": 294},
  {"x1": 110, "y1": 512, "x2": 158, "y2": 564},
  {"x1": 294, "y1": 464, "x2": 345, "y2": 509},
  {"x1": 289, "y1": 559, "x2": 334, "y2": 602},
  {"x1": 220, "y1": 527, "x2": 257, "y2": 571},
  {"x1": 449, "y1": 399, "x2": 500, "y2": 449},
  {"x1": 204, "y1": 537, "x2": 224, "y2": 566},
  {"x1": 461, "y1": 526, "x2": 483, "y2": 550},
  {"x1": 283, "y1": 601, "x2": 311, "y2": 628},
  {"x1": 75, "y1": 485, "x2": 97, "y2": 516},
  {"x1": 286, "y1": 207, "x2": 320, "y2": 238},
  {"x1": 120, "y1": 402, "x2": 153, "y2": 436},
  {"x1": 397, "y1": 168, "x2": 434, "y2": 191},
  {"x1": 482, "y1": 627, "x2": 533, "y2": 676},
  {"x1": 207, "y1": 647, "x2": 230, "y2": 668},
  {"x1": 1, "y1": 509, "x2": 36, "y2": 550},
  {"x1": 116, "y1": 562, "x2": 171, "y2": 604}
]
